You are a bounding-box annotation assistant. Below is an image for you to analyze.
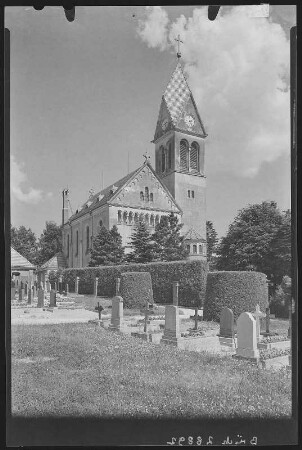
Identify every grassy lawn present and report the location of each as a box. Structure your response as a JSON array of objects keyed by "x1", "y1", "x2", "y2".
[{"x1": 11, "y1": 323, "x2": 291, "y2": 418}]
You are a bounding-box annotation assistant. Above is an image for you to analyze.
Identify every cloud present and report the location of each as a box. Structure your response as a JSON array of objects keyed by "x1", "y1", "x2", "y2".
[
  {"x1": 11, "y1": 155, "x2": 52, "y2": 204},
  {"x1": 137, "y1": 6, "x2": 290, "y2": 177},
  {"x1": 137, "y1": 6, "x2": 169, "y2": 51}
]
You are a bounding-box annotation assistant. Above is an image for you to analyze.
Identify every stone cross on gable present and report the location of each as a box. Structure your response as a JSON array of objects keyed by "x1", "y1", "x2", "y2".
[
  {"x1": 143, "y1": 151, "x2": 151, "y2": 164},
  {"x1": 175, "y1": 34, "x2": 183, "y2": 58}
]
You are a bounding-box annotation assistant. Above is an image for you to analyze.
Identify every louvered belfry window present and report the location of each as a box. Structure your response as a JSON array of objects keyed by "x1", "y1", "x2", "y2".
[
  {"x1": 180, "y1": 139, "x2": 189, "y2": 170},
  {"x1": 190, "y1": 142, "x2": 199, "y2": 172},
  {"x1": 161, "y1": 146, "x2": 166, "y2": 172},
  {"x1": 167, "y1": 142, "x2": 172, "y2": 169}
]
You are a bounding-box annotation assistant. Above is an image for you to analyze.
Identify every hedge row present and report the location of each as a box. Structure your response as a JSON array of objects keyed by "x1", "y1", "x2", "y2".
[
  {"x1": 49, "y1": 260, "x2": 208, "y2": 307},
  {"x1": 120, "y1": 272, "x2": 153, "y2": 309},
  {"x1": 203, "y1": 271, "x2": 268, "y2": 322}
]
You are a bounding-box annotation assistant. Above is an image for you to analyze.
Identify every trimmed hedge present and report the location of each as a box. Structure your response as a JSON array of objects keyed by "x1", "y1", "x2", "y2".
[
  {"x1": 120, "y1": 272, "x2": 153, "y2": 309},
  {"x1": 203, "y1": 271, "x2": 268, "y2": 322},
  {"x1": 54, "y1": 259, "x2": 208, "y2": 307}
]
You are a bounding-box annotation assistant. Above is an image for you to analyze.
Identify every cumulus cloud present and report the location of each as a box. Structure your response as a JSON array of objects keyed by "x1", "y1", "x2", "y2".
[
  {"x1": 137, "y1": 6, "x2": 290, "y2": 177},
  {"x1": 137, "y1": 6, "x2": 169, "y2": 51},
  {"x1": 11, "y1": 155, "x2": 52, "y2": 204}
]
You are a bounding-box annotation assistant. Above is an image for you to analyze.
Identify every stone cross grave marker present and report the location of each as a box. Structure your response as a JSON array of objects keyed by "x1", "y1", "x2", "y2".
[
  {"x1": 37, "y1": 288, "x2": 45, "y2": 308},
  {"x1": 172, "y1": 281, "x2": 179, "y2": 306},
  {"x1": 95, "y1": 302, "x2": 104, "y2": 320},
  {"x1": 66, "y1": 283, "x2": 69, "y2": 295},
  {"x1": 252, "y1": 304, "x2": 265, "y2": 342},
  {"x1": 109, "y1": 296, "x2": 123, "y2": 331},
  {"x1": 49, "y1": 290, "x2": 56, "y2": 307},
  {"x1": 235, "y1": 312, "x2": 259, "y2": 361},
  {"x1": 94, "y1": 277, "x2": 99, "y2": 297},
  {"x1": 141, "y1": 300, "x2": 154, "y2": 333},
  {"x1": 219, "y1": 307, "x2": 235, "y2": 348},
  {"x1": 265, "y1": 307, "x2": 270, "y2": 335}
]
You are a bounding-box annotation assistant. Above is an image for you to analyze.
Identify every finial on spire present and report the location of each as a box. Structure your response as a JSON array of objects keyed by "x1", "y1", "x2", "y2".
[
  {"x1": 143, "y1": 151, "x2": 151, "y2": 164},
  {"x1": 175, "y1": 34, "x2": 183, "y2": 59}
]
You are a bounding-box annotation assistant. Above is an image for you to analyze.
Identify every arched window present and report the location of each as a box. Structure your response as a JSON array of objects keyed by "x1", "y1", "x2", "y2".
[
  {"x1": 150, "y1": 193, "x2": 153, "y2": 202},
  {"x1": 75, "y1": 230, "x2": 79, "y2": 256},
  {"x1": 123, "y1": 211, "x2": 128, "y2": 224},
  {"x1": 67, "y1": 234, "x2": 69, "y2": 257},
  {"x1": 145, "y1": 213, "x2": 149, "y2": 224},
  {"x1": 118, "y1": 210, "x2": 122, "y2": 223},
  {"x1": 155, "y1": 215, "x2": 160, "y2": 225},
  {"x1": 180, "y1": 139, "x2": 189, "y2": 170},
  {"x1": 140, "y1": 191, "x2": 144, "y2": 201},
  {"x1": 186, "y1": 244, "x2": 190, "y2": 253},
  {"x1": 145, "y1": 187, "x2": 149, "y2": 202},
  {"x1": 199, "y1": 245, "x2": 202, "y2": 254},
  {"x1": 160, "y1": 146, "x2": 166, "y2": 172},
  {"x1": 134, "y1": 212, "x2": 139, "y2": 223},
  {"x1": 150, "y1": 214, "x2": 155, "y2": 227},
  {"x1": 139, "y1": 213, "x2": 144, "y2": 222},
  {"x1": 128, "y1": 212, "x2": 133, "y2": 225},
  {"x1": 167, "y1": 141, "x2": 172, "y2": 169},
  {"x1": 86, "y1": 226, "x2": 90, "y2": 251},
  {"x1": 99, "y1": 219, "x2": 103, "y2": 227},
  {"x1": 193, "y1": 244, "x2": 197, "y2": 254},
  {"x1": 190, "y1": 142, "x2": 199, "y2": 172}
]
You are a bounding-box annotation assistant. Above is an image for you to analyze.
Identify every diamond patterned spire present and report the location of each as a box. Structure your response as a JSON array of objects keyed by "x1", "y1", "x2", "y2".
[{"x1": 163, "y1": 62, "x2": 191, "y2": 125}]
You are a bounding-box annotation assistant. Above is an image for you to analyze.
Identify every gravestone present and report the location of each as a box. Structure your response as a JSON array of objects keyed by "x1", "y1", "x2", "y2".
[
  {"x1": 32, "y1": 285, "x2": 37, "y2": 298},
  {"x1": 54, "y1": 282, "x2": 57, "y2": 292},
  {"x1": 49, "y1": 290, "x2": 56, "y2": 307},
  {"x1": 109, "y1": 296, "x2": 123, "y2": 331},
  {"x1": 252, "y1": 304, "x2": 265, "y2": 342},
  {"x1": 19, "y1": 289, "x2": 24, "y2": 301},
  {"x1": 173, "y1": 281, "x2": 179, "y2": 306},
  {"x1": 24, "y1": 283, "x2": 28, "y2": 295},
  {"x1": 94, "y1": 277, "x2": 99, "y2": 297},
  {"x1": 66, "y1": 283, "x2": 69, "y2": 295},
  {"x1": 37, "y1": 288, "x2": 45, "y2": 308},
  {"x1": 219, "y1": 307, "x2": 236, "y2": 348},
  {"x1": 160, "y1": 305, "x2": 181, "y2": 346},
  {"x1": 75, "y1": 277, "x2": 79, "y2": 294},
  {"x1": 27, "y1": 288, "x2": 32, "y2": 304},
  {"x1": 235, "y1": 312, "x2": 259, "y2": 361},
  {"x1": 11, "y1": 287, "x2": 15, "y2": 300},
  {"x1": 46, "y1": 280, "x2": 51, "y2": 292}
]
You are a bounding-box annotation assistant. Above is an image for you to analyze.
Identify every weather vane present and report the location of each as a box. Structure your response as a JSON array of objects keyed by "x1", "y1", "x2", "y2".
[{"x1": 175, "y1": 34, "x2": 183, "y2": 59}]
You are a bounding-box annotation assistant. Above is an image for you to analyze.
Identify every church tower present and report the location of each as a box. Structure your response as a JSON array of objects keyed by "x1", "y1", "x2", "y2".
[{"x1": 153, "y1": 59, "x2": 207, "y2": 259}]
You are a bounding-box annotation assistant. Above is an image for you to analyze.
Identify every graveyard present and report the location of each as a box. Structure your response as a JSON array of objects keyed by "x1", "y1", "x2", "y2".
[{"x1": 11, "y1": 274, "x2": 292, "y2": 418}]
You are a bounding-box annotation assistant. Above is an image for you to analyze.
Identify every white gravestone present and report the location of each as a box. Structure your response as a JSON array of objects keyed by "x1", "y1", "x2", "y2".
[
  {"x1": 235, "y1": 312, "x2": 259, "y2": 361},
  {"x1": 109, "y1": 296, "x2": 123, "y2": 331},
  {"x1": 252, "y1": 304, "x2": 265, "y2": 342}
]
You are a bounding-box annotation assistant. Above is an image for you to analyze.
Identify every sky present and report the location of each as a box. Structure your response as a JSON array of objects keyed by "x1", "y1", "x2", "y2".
[{"x1": 6, "y1": 5, "x2": 296, "y2": 239}]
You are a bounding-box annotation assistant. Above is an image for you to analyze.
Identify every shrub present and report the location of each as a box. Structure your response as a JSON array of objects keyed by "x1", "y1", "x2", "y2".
[
  {"x1": 203, "y1": 271, "x2": 268, "y2": 322},
  {"x1": 55, "y1": 259, "x2": 208, "y2": 307},
  {"x1": 120, "y1": 272, "x2": 153, "y2": 309}
]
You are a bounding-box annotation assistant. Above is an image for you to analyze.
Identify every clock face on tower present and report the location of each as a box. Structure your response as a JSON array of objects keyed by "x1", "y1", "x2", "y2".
[
  {"x1": 184, "y1": 114, "x2": 195, "y2": 129},
  {"x1": 161, "y1": 118, "x2": 169, "y2": 131}
]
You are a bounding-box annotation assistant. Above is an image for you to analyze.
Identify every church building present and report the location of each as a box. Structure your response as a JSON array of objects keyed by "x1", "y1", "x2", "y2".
[{"x1": 61, "y1": 58, "x2": 208, "y2": 268}]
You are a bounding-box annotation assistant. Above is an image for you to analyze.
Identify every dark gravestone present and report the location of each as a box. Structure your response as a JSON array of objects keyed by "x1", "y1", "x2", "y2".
[
  {"x1": 49, "y1": 290, "x2": 56, "y2": 307},
  {"x1": 219, "y1": 307, "x2": 234, "y2": 337},
  {"x1": 19, "y1": 289, "x2": 25, "y2": 301},
  {"x1": 27, "y1": 288, "x2": 32, "y2": 304},
  {"x1": 37, "y1": 288, "x2": 45, "y2": 308}
]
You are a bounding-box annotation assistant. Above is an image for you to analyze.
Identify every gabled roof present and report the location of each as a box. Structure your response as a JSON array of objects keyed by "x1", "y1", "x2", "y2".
[
  {"x1": 183, "y1": 228, "x2": 206, "y2": 243},
  {"x1": 38, "y1": 252, "x2": 67, "y2": 271},
  {"x1": 66, "y1": 162, "x2": 182, "y2": 224},
  {"x1": 11, "y1": 247, "x2": 36, "y2": 270}
]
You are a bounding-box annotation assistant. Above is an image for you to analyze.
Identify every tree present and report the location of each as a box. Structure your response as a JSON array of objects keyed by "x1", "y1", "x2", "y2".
[
  {"x1": 89, "y1": 225, "x2": 124, "y2": 266},
  {"x1": 36, "y1": 221, "x2": 62, "y2": 266},
  {"x1": 152, "y1": 213, "x2": 188, "y2": 261},
  {"x1": 10, "y1": 225, "x2": 38, "y2": 264},
  {"x1": 206, "y1": 220, "x2": 218, "y2": 268},
  {"x1": 216, "y1": 201, "x2": 291, "y2": 287},
  {"x1": 127, "y1": 220, "x2": 155, "y2": 263}
]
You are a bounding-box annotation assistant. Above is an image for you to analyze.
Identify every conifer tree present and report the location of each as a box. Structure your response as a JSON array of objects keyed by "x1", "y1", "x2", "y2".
[
  {"x1": 152, "y1": 213, "x2": 188, "y2": 261},
  {"x1": 128, "y1": 220, "x2": 155, "y2": 263},
  {"x1": 89, "y1": 225, "x2": 124, "y2": 266}
]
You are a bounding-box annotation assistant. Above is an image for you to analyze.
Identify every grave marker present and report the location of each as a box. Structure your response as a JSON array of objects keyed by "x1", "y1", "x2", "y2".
[
  {"x1": 109, "y1": 296, "x2": 123, "y2": 331},
  {"x1": 37, "y1": 288, "x2": 45, "y2": 308},
  {"x1": 66, "y1": 283, "x2": 69, "y2": 295},
  {"x1": 11, "y1": 287, "x2": 15, "y2": 300},
  {"x1": 116, "y1": 277, "x2": 121, "y2": 295},
  {"x1": 24, "y1": 283, "x2": 28, "y2": 295},
  {"x1": 19, "y1": 289, "x2": 24, "y2": 301},
  {"x1": 219, "y1": 307, "x2": 236, "y2": 348},
  {"x1": 172, "y1": 281, "x2": 179, "y2": 306},
  {"x1": 252, "y1": 304, "x2": 265, "y2": 342},
  {"x1": 235, "y1": 312, "x2": 259, "y2": 361},
  {"x1": 75, "y1": 277, "x2": 79, "y2": 294},
  {"x1": 94, "y1": 277, "x2": 99, "y2": 297},
  {"x1": 27, "y1": 288, "x2": 32, "y2": 304},
  {"x1": 160, "y1": 302, "x2": 181, "y2": 347},
  {"x1": 49, "y1": 290, "x2": 56, "y2": 307},
  {"x1": 32, "y1": 285, "x2": 37, "y2": 299}
]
